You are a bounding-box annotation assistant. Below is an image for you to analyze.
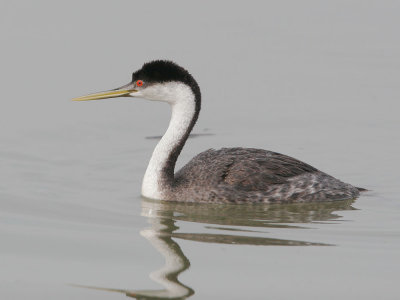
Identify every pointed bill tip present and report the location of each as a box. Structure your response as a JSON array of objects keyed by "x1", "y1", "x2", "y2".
[{"x1": 72, "y1": 89, "x2": 136, "y2": 101}]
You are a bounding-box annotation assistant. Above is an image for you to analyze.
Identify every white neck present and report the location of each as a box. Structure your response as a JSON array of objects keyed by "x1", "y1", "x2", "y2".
[{"x1": 141, "y1": 82, "x2": 196, "y2": 200}]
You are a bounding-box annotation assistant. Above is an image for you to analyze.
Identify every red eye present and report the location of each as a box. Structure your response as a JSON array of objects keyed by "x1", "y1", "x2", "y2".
[{"x1": 136, "y1": 80, "x2": 144, "y2": 87}]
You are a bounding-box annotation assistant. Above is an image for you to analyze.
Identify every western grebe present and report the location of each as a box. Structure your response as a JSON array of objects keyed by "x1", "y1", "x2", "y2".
[{"x1": 73, "y1": 60, "x2": 361, "y2": 203}]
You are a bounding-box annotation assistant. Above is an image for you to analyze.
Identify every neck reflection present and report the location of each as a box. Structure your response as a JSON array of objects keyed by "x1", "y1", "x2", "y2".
[
  {"x1": 137, "y1": 207, "x2": 194, "y2": 299},
  {"x1": 74, "y1": 198, "x2": 356, "y2": 299}
]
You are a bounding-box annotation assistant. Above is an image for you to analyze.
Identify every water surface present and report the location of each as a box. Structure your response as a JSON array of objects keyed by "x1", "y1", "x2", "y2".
[{"x1": 1, "y1": 1, "x2": 400, "y2": 299}]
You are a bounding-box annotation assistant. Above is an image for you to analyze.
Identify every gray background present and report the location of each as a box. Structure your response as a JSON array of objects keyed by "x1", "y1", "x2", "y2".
[{"x1": 1, "y1": 1, "x2": 400, "y2": 299}]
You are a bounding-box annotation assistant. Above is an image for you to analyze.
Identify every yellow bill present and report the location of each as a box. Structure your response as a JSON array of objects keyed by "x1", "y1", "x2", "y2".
[{"x1": 72, "y1": 89, "x2": 136, "y2": 101}]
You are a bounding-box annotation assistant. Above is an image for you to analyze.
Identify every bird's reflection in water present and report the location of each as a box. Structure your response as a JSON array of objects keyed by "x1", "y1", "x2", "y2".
[{"x1": 75, "y1": 198, "x2": 356, "y2": 299}]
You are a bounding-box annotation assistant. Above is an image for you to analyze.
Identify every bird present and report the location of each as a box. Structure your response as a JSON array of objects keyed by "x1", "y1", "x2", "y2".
[{"x1": 73, "y1": 60, "x2": 362, "y2": 203}]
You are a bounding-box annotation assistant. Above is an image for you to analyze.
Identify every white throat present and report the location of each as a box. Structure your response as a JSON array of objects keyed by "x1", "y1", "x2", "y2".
[{"x1": 141, "y1": 82, "x2": 196, "y2": 200}]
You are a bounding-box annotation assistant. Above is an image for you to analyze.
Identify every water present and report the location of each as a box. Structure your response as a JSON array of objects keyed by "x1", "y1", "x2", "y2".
[{"x1": 1, "y1": 1, "x2": 400, "y2": 299}]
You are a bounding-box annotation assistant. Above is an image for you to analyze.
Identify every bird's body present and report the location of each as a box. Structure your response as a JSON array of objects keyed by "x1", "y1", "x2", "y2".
[
  {"x1": 74, "y1": 60, "x2": 361, "y2": 203},
  {"x1": 172, "y1": 148, "x2": 359, "y2": 203}
]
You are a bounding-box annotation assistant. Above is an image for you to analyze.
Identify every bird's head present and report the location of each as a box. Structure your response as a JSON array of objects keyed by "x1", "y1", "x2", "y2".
[{"x1": 73, "y1": 60, "x2": 200, "y2": 105}]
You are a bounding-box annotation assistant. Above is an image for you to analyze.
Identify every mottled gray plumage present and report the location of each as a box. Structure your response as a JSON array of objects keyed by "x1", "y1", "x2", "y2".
[
  {"x1": 166, "y1": 148, "x2": 359, "y2": 203},
  {"x1": 75, "y1": 60, "x2": 362, "y2": 203}
]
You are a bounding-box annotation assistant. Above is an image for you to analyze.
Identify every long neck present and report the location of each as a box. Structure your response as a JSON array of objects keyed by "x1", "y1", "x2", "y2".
[{"x1": 142, "y1": 84, "x2": 200, "y2": 199}]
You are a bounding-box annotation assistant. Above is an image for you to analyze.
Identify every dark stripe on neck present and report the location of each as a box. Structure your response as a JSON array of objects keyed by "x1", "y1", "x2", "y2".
[{"x1": 161, "y1": 83, "x2": 201, "y2": 187}]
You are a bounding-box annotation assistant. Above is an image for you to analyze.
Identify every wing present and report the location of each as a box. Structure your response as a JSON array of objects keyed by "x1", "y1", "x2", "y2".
[{"x1": 174, "y1": 147, "x2": 319, "y2": 191}]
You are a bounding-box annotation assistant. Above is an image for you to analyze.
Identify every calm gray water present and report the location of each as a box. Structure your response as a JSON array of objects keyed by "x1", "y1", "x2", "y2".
[{"x1": 1, "y1": 1, "x2": 400, "y2": 299}]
